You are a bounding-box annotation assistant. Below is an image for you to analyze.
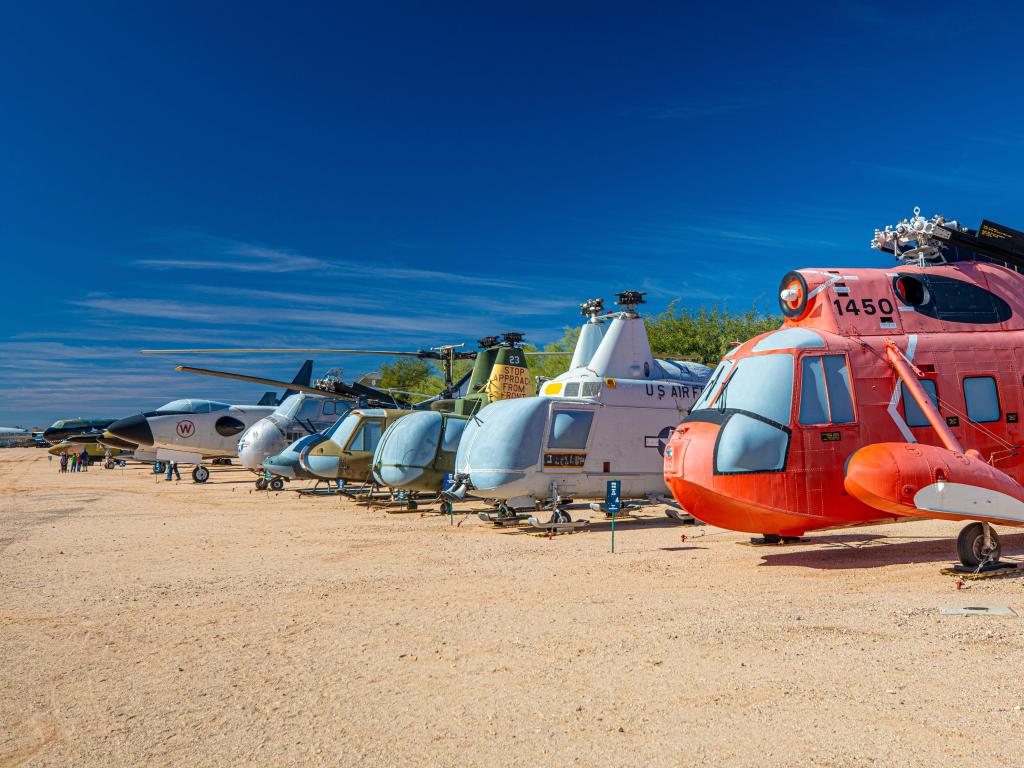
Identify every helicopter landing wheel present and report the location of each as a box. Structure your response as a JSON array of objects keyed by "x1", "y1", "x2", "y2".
[
  {"x1": 957, "y1": 522, "x2": 1001, "y2": 569},
  {"x1": 192, "y1": 465, "x2": 210, "y2": 483},
  {"x1": 270, "y1": 477, "x2": 285, "y2": 491},
  {"x1": 440, "y1": 499, "x2": 453, "y2": 515},
  {"x1": 255, "y1": 477, "x2": 267, "y2": 490},
  {"x1": 550, "y1": 509, "x2": 572, "y2": 524},
  {"x1": 105, "y1": 459, "x2": 115, "y2": 470}
]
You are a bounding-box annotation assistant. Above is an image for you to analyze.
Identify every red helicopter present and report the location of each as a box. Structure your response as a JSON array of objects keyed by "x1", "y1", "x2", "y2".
[{"x1": 663, "y1": 208, "x2": 1024, "y2": 570}]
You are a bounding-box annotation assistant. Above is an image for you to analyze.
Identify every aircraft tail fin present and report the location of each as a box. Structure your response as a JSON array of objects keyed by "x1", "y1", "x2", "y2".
[
  {"x1": 282, "y1": 360, "x2": 314, "y2": 401},
  {"x1": 257, "y1": 391, "x2": 278, "y2": 406}
]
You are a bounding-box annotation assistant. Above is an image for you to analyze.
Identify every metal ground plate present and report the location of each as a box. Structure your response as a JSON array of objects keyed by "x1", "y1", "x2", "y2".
[{"x1": 938, "y1": 606, "x2": 1017, "y2": 617}]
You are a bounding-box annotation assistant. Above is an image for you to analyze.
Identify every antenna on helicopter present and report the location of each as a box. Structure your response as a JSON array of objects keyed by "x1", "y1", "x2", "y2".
[
  {"x1": 580, "y1": 298, "x2": 605, "y2": 318},
  {"x1": 615, "y1": 290, "x2": 647, "y2": 316}
]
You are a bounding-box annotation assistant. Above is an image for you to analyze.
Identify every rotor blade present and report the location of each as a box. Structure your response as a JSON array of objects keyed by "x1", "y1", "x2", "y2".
[
  {"x1": 142, "y1": 348, "x2": 427, "y2": 357},
  {"x1": 174, "y1": 366, "x2": 353, "y2": 399},
  {"x1": 524, "y1": 351, "x2": 570, "y2": 355}
]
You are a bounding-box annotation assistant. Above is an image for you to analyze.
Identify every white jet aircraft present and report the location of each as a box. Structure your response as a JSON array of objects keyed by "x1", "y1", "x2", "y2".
[{"x1": 105, "y1": 361, "x2": 313, "y2": 482}]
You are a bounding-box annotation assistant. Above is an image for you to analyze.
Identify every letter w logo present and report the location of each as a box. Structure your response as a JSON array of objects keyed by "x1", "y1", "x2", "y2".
[{"x1": 176, "y1": 420, "x2": 195, "y2": 438}]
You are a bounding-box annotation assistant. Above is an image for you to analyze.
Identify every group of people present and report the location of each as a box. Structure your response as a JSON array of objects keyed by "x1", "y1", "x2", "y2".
[{"x1": 57, "y1": 448, "x2": 91, "y2": 473}]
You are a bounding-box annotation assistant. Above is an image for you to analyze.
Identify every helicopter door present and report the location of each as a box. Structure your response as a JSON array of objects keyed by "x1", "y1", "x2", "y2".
[
  {"x1": 543, "y1": 408, "x2": 595, "y2": 472},
  {"x1": 346, "y1": 419, "x2": 384, "y2": 453},
  {"x1": 797, "y1": 353, "x2": 858, "y2": 519}
]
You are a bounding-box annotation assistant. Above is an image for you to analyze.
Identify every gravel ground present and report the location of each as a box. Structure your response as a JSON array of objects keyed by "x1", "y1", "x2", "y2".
[{"x1": 2, "y1": 447, "x2": 1023, "y2": 767}]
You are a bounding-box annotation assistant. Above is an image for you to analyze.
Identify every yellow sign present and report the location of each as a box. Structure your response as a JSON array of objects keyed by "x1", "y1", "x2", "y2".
[{"x1": 487, "y1": 364, "x2": 534, "y2": 401}]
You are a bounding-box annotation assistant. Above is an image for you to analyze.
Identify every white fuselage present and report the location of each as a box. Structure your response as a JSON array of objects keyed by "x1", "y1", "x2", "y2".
[
  {"x1": 456, "y1": 371, "x2": 707, "y2": 506},
  {"x1": 148, "y1": 406, "x2": 275, "y2": 462},
  {"x1": 236, "y1": 395, "x2": 349, "y2": 472}
]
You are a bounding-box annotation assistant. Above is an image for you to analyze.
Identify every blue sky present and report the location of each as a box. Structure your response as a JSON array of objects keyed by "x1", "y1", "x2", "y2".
[{"x1": 3, "y1": 1, "x2": 1023, "y2": 426}]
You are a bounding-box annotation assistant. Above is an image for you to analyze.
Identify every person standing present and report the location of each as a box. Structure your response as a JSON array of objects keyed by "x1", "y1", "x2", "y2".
[
  {"x1": 70, "y1": 453, "x2": 77, "y2": 473},
  {"x1": 165, "y1": 461, "x2": 181, "y2": 481},
  {"x1": 80, "y1": 448, "x2": 89, "y2": 471},
  {"x1": 59, "y1": 453, "x2": 68, "y2": 473}
]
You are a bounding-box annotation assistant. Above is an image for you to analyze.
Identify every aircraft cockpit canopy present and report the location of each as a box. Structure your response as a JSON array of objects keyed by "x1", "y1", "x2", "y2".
[
  {"x1": 324, "y1": 409, "x2": 385, "y2": 451},
  {"x1": 275, "y1": 394, "x2": 349, "y2": 420},
  {"x1": 155, "y1": 399, "x2": 231, "y2": 414}
]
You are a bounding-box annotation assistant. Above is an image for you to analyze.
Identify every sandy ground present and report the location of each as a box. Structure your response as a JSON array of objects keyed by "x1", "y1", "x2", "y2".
[{"x1": 2, "y1": 447, "x2": 1023, "y2": 767}]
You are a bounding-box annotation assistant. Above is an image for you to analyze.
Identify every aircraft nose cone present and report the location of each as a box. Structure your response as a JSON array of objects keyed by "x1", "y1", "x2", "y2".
[
  {"x1": 107, "y1": 414, "x2": 154, "y2": 446},
  {"x1": 41, "y1": 428, "x2": 59, "y2": 443},
  {"x1": 99, "y1": 431, "x2": 137, "y2": 450}
]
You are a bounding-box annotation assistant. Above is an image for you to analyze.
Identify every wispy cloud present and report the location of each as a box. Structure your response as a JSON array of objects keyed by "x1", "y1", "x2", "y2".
[
  {"x1": 135, "y1": 234, "x2": 328, "y2": 273},
  {"x1": 860, "y1": 162, "x2": 1006, "y2": 194},
  {"x1": 132, "y1": 231, "x2": 520, "y2": 289}
]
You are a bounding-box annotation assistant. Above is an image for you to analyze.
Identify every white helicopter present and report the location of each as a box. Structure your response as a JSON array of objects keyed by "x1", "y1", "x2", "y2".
[
  {"x1": 449, "y1": 291, "x2": 713, "y2": 528},
  {"x1": 105, "y1": 361, "x2": 313, "y2": 482}
]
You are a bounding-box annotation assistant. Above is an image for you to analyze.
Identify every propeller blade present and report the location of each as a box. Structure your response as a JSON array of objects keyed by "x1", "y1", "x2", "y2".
[{"x1": 174, "y1": 366, "x2": 354, "y2": 399}]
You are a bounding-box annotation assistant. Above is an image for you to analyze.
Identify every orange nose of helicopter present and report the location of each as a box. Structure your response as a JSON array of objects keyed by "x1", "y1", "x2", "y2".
[{"x1": 663, "y1": 421, "x2": 811, "y2": 537}]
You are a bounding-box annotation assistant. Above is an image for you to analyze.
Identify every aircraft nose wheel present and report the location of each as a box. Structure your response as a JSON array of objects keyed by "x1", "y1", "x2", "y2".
[
  {"x1": 439, "y1": 499, "x2": 453, "y2": 515},
  {"x1": 255, "y1": 477, "x2": 267, "y2": 490},
  {"x1": 269, "y1": 477, "x2": 285, "y2": 491},
  {"x1": 957, "y1": 522, "x2": 1002, "y2": 568},
  {"x1": 192, "y1": 465, "x2": 210, "y2": 483}
]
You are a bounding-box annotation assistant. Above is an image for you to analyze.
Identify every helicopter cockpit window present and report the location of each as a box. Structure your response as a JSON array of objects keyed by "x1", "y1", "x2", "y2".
[
  {"x1": 441, "y1": 417, "x2": 468, "y2": 453},
  {"x1": 275, "y1": 395, "x2": 303, "y2": 420},
  {"x1": 901, "y1": 379, "x2": 939, "y2": 428},
  {"x1": 564, "y1": 382, "x2": 581, "y2": 398},
  {"x1": 297, "y1": 398, "x2": 325, "y2": 420},
  {"x1": 326, "y1": 412, "x2": 360, "y2": 441},
  {"x1": 349, "y1": 420, "x2": 384, "y2": 452},
  {"x1": 548, "y1": 410, "x2": 594, "y2": 450},
  {"x1": 709, "y1": 354, "x2": 794, "y2": 425},
  {"x1": 581, "y1": 381, "x2": 601, "y2": 398},
  {"x1": 964, "y1": 376, "x2": 1000, "y2": 423},
  {"x1": 691, "y1": 360, "x2": 735, "y2": 412},
  {"x1": 799, "y1": 355, "x2": 855, "y2": 425}
]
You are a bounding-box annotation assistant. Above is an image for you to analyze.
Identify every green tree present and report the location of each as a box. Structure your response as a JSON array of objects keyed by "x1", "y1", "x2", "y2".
[
  {"x1": 645, "y1": 301, "x2": 780, "y2": 366},
  {"x1": 523, "y1": 326, "x2": 579, "y2": 380},
  {"x1": 378, "y1": 358, "x2": 444, "y2": 398}
]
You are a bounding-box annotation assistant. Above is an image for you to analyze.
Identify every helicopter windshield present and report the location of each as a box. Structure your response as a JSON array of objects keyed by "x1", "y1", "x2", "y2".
[
  {"x1": 274, "y1": 395, "x2": 304, "y2": 420},
  {"x1": 297, "y1": 397, "x2": 328, "y2": 420},
  {"x1": 325, "y1": 412, "x2": 361, "y2": 442},
  {"x1": 693, "y1": 354, "x2": 794, "y2": 426},
  {"x1": 690, "y1": 360, "x2": 735, "y2": 411}
]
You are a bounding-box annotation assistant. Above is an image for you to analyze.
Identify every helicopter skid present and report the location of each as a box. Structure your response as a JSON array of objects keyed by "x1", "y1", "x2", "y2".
[
  {"x1": 477, "y1": 509, "x2": 532, "y2": 525},
  {"x1": 527, "y1": 516, "x2": 591, "y2": 533}
]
